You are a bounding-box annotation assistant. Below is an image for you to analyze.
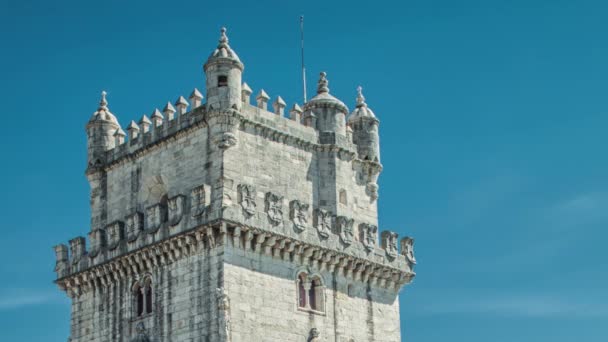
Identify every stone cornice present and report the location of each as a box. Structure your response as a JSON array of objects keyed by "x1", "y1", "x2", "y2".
[{"x1": 56, "y1": 221, "x2": 415, "y2": 298}]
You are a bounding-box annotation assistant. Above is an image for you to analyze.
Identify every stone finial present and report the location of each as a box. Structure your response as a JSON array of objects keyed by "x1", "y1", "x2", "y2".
[
  {"x1": 139, "y1": 115, "x2": 151, "y2": 133},
  {"x1": 241, "y1": 82, "x2": 252, "y2": 104},
  {"x1": 175, "y1": 96, "x2": 189, "y2": 115},
  {"x1": 163, "y1": 102, "x2": 176, "y2": 121},
  {"x1": 219, "y1": 27, "x2": 228, "y2": 47},
  {"x1": 273, "y1": 96, "x2": 286, "y2": 116},
  {"x1": 151, "y1": 109, "x2": 163, "y2": 127},
  {"x1": 99, "y1": 90, "x2": 109, "y2": 111},
  {"x1": 317, "y1": 72, "x2": 329, "y2": 94},
  {"x1": 289, "y1": 103, "x2": 303, "y2": 122},
  {"x1": 356, "y1": 85, "x2": 366, "y2": 107},
  {"x1": 113, "y1": 127, "x2": 126, "y2": 146},
  {"x1": 189, "y1": 88, "x2": 203, "y2": 108},
  {"x1": 256, "y1": 89, "x2": 270, "y2": 110}
]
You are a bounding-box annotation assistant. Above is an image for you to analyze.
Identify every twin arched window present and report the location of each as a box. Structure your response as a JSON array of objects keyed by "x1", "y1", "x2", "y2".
[
  {"x1": 133, "y1": 277, "x2": 153, "y2": 317},
  {"x1": 297, "y1": 273, "x2": 325, "y2": 313}
]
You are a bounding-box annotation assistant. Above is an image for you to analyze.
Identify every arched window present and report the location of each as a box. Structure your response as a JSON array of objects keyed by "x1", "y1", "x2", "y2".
[
  {"x1": 296, "y1": 272, "x2": 325, "y2": 313},
  {"x1": 144, "y1": 278, "x2": 153, "y2": 314},
  {"x1": 133, "y1": 277, "x2": 153, "y2": 317},
  {"x1": 133, "y1": 283, "x2": 144, "y2": 317},
  {"x1": 309, "y1": 276, "x2": 324, "y2": 312}
]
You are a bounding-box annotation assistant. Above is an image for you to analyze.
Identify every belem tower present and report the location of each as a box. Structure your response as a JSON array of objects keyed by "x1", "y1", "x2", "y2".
[{"x1": 52, "y1": 27, "x2": 417, "y2": 342}]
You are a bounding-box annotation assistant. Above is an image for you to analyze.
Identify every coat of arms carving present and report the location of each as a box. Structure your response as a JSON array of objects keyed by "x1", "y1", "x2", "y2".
[
  {"x1": 237, "y1": 184, "x2": 256, "y2": 216},
  {"x1": 146, "y1": 204, "x2": 162, "y2": 232},
  {"x1": 314, "y1": 209, "x2": 332, "y2": 238},
  {"x1": 265, "y1": 192, "x2": 283, "y2": 225},
  {"x1": 381, "y1": 230, "x2": 399, "y2": 259},
  {"x1": 125, "y1": 212, "x2": 143, "y2": 242},
  {"x1": 336, "y1": 216, "x2": 354, "y2": 246},
  {"x1": 289, "y1": 200, "x2": 309, "y2": 232},
  {"x1": 360, "y1": 223, "x2": 377, "y2": 252},
  {"x1": 168, "y1": 195, "x2": 185, "y2": 226},
  {"x1": 105, "y1": 221, "x2": 124, "y2": 250},
  {"x1": 401, "y1": 236, "x2": 416, "y2": 265},
  {"x1": 190, "y1": 185, "x2": 206, "y2": 217},
  {"x1": 88, "y1": 228, "x2": 106, "y2": 258}
]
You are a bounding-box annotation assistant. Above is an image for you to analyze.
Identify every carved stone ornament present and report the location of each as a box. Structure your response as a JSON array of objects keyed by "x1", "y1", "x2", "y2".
[
  {"x1": 336, "y1": 216, "x2": 355, "y2": 246},
  {"x1": 132, "y1": 322, "x2": 150, "y2": 342},
  {"x1": 401, "y1": 236, "x2": 416, "y2": 265},
  {"x1": 168, "y1": 195, "x2": 185, "y2": 226},
  {"x1": 314, "y1": 209, "x2": 332, "y2": 239},
  {"x1": 217, "y1": 132, "x2": 237, "y2": 149},
  {"x1": 190, "y1": 185, "x2": 206, "y2": 217},
  {"x1": 69, "y1": 237, "x2": 86, "y2": 264},
  {"x1": 265, "y1": 192, "x2": 284, "y2": 225},
  {"x1": 360, "y1": 223, "x2": 377, "y2": 252},
  {"x1": 216, "y1": 287, "x2": 231, "y2": 340},
  {"x1": 237, "y1": 184, "x2": 256, "y2": 216},
  {"x1": 125, "y1": 212, "x2": 143, "y2": 242},
  {"x1": 309, "y1": 328, "x2": 321, "y2": 342},
  {"x1": 146, "y1": 204, "x2": 162, "y2": 232},
  {"x1": 381, "y1": 231, "x2": 399, "y2": 259},
  {"x1": 106, "y1": 221, "x2": 124, "y2": 250},
  {"x1": 289, "y1": 200, "x2": 309, "y2": 232},
  {"x1": 88, "y1": 228, "x2": 106, "y2": 258}
]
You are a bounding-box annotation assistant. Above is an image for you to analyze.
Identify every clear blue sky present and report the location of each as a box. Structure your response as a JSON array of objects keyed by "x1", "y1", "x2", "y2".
[{"x1": 1, "y1": 0, "x2": 607, "y2": 341}]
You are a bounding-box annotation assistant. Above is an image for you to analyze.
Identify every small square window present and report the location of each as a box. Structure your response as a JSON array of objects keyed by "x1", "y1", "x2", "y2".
[{"x1": 218, "y1": 76, "x2": 228, "y2": 87}]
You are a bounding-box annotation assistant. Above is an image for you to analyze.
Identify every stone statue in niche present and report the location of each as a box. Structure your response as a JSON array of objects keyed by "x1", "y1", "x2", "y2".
[
  {"x1": 336, "y1": 216, "x2": 354, "y2": 246},
  {"x1": 265, "y1": 192, "x2": 283, "y2": 225},
  {"x1": 314, "y1": 209, "x2": 332, "y2": 239},
  {"x1": 168, "y1": 195, "x2": 185, "y2": 226},
  {"x1": 359, "y1": 223, "x2": 377, "y2": 252},
  {"x1": 216, "y1": 287, "x2": 231, "y2": 340},
  {"x1": 131, "y1": 322, "x2": 150, "y2": 342},
  {"x1": 401, "y1": 237, "x2": 416, "y2": 266},
  {"x1": 190, "y1": 185, "x2": 206, "y2": 217},
  {"x1": 125, "y1": 212, "x2": 143, "y2": 242},
  {"x1": 237, "y1": 184, "x2": 256, "y2": 216},
  {"x1": 381, "y1": 231, "x2": 399, "y2": 259},
  {"x1": 105, "y1": 221, "x2": 124, "y2": 250},
  {"x1": 309, "y1": 328, "x2": 321, "y2": 342},
  {"x1": 289, "y1": 200, "x2": 309, "y2": 232},
  {"x1": 146, "y1": 204, "x2": 162, "y2": 232}
]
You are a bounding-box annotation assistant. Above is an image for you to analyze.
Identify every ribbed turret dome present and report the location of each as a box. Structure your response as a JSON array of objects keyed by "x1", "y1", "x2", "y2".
[
  {"x1": 204, "y1": 27, "x2": 243, "y2": 70},
  {"x1": 348, "y1": 86, "x2": 377, "y2": 123},
  {"x1": 303, "y1": 72, "x2": 348, "y2": 114},
  {"x1": 88, "y1": 91, "x2": 119, "y2": 125}
]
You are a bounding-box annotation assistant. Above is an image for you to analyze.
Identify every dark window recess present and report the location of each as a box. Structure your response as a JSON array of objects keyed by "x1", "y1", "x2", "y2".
[
  {"x1": 218, "y1": 76, "x2": 228, "y2": 87},
  {"x1": 145, "y1": 285, "x2": 153, "y2": 314},
  {"x1": 136, "y1": 289, "x2": 144, "y2": 316}
]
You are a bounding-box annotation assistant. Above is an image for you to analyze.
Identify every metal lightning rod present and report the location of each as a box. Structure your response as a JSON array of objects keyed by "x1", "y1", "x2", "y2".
[{"x1": 300, "y1": 15, "x2": 307, "y2": 103}]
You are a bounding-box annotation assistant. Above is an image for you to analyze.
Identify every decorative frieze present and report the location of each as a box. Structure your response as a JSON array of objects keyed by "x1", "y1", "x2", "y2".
[
  {"x1": 265, "y1": 192, "x2": 283, "y2": 225},
  {"x1": 289, "y1": 200, "x2": 309, "y2": 232}
]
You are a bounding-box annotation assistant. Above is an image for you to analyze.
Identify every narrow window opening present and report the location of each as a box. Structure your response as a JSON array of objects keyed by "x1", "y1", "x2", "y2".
[
  {"x1": 218, "y1": 75, "x2": 228, "y2": 87},
  {"x1": 135, "y1": 286, "x2": 144, "y2": 316},
  {"x1": 145, "y1": 284, "x2": 152, "y2": 314},
  {"x1": 297, "y1": 274, "x2": 307, "y2": 308}
]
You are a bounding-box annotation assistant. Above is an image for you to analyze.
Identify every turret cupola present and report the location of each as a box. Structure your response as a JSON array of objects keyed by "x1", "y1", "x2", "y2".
[
  {"x1": 348, "y1": 86, "x2": 380, "y2": 162},
  {"x1": 302, "y1": 72, "x2": 348, "y2": 138},
  {"x1": 86, "y1": 91, "x2": 120, "y2": 170},
  {"x1": 204, "y1": 27, "x2": 244, "y2": 111}
]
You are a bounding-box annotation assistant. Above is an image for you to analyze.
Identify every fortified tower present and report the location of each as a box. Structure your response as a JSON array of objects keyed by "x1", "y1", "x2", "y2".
[{"x1": 53, "y1": 28, "x2": 417, "y2": 342}]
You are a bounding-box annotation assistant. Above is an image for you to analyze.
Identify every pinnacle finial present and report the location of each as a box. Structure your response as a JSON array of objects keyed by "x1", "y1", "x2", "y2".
[
  {"x1": 99, "y1": 90, "x2": 108, "y2": 111},
  {"x1": 356, "y1": 86, "x2": 366, "y2": 107},
  {"x1": 219, "y1": 27, "x2": 228, "y2": 47},
  {"x1": 317, "y1": 72, "x2": 329, "y2": 94}
]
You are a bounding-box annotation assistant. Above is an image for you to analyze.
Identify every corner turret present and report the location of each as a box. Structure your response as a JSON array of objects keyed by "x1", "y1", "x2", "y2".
[
  {"x1": 86, "y1": 91, "x2": 120, "y2": 170},
  {"x1": 302, "y1": 72, "x2": 348, "y2": 142},
  {"x1": 348, "y1": 86, "x2": 380, "y2": 162},
  {"x1": 204, "y1": 27, "x2": 244, "y2": 111}
]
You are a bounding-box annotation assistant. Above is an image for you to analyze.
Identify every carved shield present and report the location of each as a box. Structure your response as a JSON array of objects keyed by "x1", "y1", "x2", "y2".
[
  {"x1": 237, "y1": 184, "x2": 256, "y2": 216},
  {"x1": 381, "y1": 231, "x2": 399, "y2": 259},
  {"x1": 105, "y1": 221, "x2": 124, "y2": 250},
  {"x1": 168, "y1": 195, "x2": 185, "y2": 226},
  {"x1": 265, "y1": 192, "x2": 283, "y2": 225},
  {"x1": 289, "y1": 200, "x2": 309, "y2": 232},
  {"x1": 146, "y1": 204, "x2": 162, "y2": 232},
  {"x1": 401, "y1": 237, "x2": 416, "y2": 265},
  {"x1": 190, "y1": 185, "x2": 206, "y2": 217},
  {"x1": 336, "y1": 216, "x2": 354, "y2": 246},
  {"x1": 314, "y1": 209, "x2": 332, "y2": 238},
  {"x1": 360, "y1": 223, "x2": 377, "y2": 252},
  {"x1": 125, "y1": 212, "x2": 143, "y2": 242}
]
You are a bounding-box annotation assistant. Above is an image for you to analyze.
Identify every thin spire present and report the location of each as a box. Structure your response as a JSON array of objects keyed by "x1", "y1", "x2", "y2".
[
  {"x1": 99, "y1": 90, "x2": 108, "y2": 111},
  {"x1": 317, "y1": 72, "x2": 329, "y2": 94},
  {"x1": 356, "y1": 86, "x2": 367, "y2": 107},
  {"x1": 300, "y1": 16, "x2": 307, "y2": 103}
]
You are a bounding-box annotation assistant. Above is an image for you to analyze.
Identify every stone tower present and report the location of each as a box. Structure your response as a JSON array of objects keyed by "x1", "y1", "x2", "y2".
[{"x1": 53, "y1": 28, "x2": 417, "y2": 342}]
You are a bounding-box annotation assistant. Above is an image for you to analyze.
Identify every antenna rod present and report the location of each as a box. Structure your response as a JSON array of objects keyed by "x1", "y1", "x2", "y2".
[{"x1": 300, "y1": 15, "x2": 307, "y2": 103}]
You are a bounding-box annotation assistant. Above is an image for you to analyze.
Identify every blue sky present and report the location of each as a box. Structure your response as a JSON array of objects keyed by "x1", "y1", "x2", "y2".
[{"x1": 0, "y1": 0, "x2": 607, "y2": 340}]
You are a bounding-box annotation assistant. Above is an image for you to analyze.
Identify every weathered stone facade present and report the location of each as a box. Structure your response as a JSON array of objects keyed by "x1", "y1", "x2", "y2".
[{"x1": 53, "y1": 27, "x2": 416, "y2": 342}]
